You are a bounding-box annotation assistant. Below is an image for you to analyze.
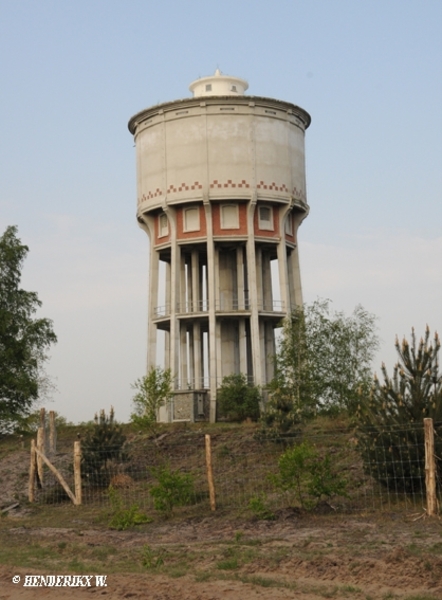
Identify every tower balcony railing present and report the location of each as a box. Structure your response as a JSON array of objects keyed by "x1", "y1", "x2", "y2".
[
  {"x1": 153, "y1": 304, "x2": 170, "y2": 317},
  {"x1": 153, "y1": 299, "x2": 286, "y2": 317}
]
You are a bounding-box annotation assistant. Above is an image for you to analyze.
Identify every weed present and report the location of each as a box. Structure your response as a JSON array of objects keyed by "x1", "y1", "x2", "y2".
[
  {"x1": 141, "y1": 544, "x2": 165, "y2": 569},
  {"x1": 430, "y1": 542, "x2": 442, "y2": 554},
  {"x1": 217, "y1": 557, "x2": 239, "y2": 570},
  {"x1": 234, "y1": 531, "x2": 243, "y2": 543},
  {"x1": 194, "y1": 571, "x2": 211, "y2": 582},
  {"x1": 248, "y1": 493, "x2": 276, "y2": 520}
]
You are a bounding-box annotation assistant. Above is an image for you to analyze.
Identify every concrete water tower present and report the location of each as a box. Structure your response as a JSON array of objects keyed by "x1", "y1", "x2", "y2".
[{"x1": 128, "y1": 70, "x2": 311, "y2": 422}]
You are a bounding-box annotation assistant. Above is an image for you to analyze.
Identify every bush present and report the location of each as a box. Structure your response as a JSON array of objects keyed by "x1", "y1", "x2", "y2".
[
  {"x1": 273, "y1": 441, "x2": 347, "y2": 510},
  {"x1": 81, "y1": 408, "x2": 128, "y2": 488},
  {"x1": 150, "y1": 465, "x2": 194, "y2": 516},
  {"x1": 107, "y1": 486, "x2": 151, "y2": 530},
  {"x1": 248, "y1": 493, "x2": 276, "y2": 520},
  {"x1": 217, "y1": 373, "x2": 261, "y2": 421}
]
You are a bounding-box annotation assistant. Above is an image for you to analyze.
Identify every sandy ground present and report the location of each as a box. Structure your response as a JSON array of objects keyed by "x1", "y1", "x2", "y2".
[{"x1": 1, "y1": 515, "x2": 441, "y2": 600}]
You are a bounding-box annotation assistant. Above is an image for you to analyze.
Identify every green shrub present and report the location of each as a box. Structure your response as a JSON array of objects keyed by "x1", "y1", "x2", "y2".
[
  {"x1": 217, "y1": 373, "x2": 261, "y2": 421},
  {"x1": 150, "y1": 465, "x2": 194, "y2": 516},
  {"x1": 107, "y1": 486, "x2": 151, "y2": 530},
  {"x1": 273, "y1": 441, "x2": 347, "y2": 510}
]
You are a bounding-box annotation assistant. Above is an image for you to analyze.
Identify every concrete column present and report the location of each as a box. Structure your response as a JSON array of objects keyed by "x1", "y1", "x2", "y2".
[
  {"x1": 180, "y1": 323, "x2": 188, "y2": 388},
  {"x1": 165, "y1": 261, "x2": 171, "y2": 315},
  {"x1": 255, "y1": 246, "x2": 263, "y2": 311},
  {"x1": 138, "y1": 216, "x2": 158, "y2": 373},
  {"x1": 259, "y1": 320, "x2": 266, "y2": 384},
  {"x1": 180, "y1": 252, "x2": 186, "y2": 314},
  {"x1": 277, "y1": 240, "x2": 290, "y2": 314},
  {"x1": 262, "y1": 252, "x2": 273, "y2": 311},
  {"x1": 246, "y1": 196, "x2": 262, "y2": 387},
  {"x1": 239, "y1": 318, "x2": 247, "y2": 374},
  {"x1": 192, "y1": 250, "x2": 199, "y2": 312},
  {"x1": 237, "y1": 247, "x2": 244, "y2": 309},
  {"x1": 169, "y1": 217, "x2": 180, "y2": 398},
  {"x1": 289, "y1": 245, "x2": 303, "y2": 307},
  {"x1": 147, "y1": 247, "x2": 159, "y2": 371},
  {"x1": 265, "y1": 321, "x2": 275, "y2": 383},
  {"x1": 193, "y1": 322, "x2": 202, "y2": 388},
  {"x1": 203, "y1": 200, "x2": 218, "y2": 421}
]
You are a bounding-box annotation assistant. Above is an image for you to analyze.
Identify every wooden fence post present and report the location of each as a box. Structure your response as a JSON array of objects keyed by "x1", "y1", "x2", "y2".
[
  {"x1": 205, "y1": 434, "x2": 216, "y2": 511},
  {"x1": 28, "y1": 439, "x2": 36, "y2": 502},
  {"x1": 36, "y1": 427, "x2": 44, "y2": 485},
  {"x1": 49, "y1": 410, "x2": 57, "y2": 455},
  {"x1": 39, "y1": 408, "x2": 47, "y2": 452},
  {"x1": 74, "y1": 441, "x2": 82, "y2": 506},
  {"x1": 424, "y1": 418, "x2": 437, "y2": 517}
]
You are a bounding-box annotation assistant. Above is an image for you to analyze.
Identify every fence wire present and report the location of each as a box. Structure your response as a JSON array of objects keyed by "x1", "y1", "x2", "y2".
[{"x1": 31, "y1": 422, "x2": 441, "y2": 516}]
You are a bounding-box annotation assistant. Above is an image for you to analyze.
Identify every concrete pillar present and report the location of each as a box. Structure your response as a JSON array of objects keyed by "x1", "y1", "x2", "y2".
[
  {"x1": 193, "y1": 322, "x2": 202, "y2": 388},
  {"x1": 203, "y1": 200, "x2": 218, "y2": 421},
  {"x1": 277, "y1": 240, "x2": 290, "y2": 314},
  {"x1": 262, "y1": 252, "x2": 273, "y2": 311},
  {"x1": 180, "y1": 252, "x2": 186, "y2": 314},
  {"x1": 289, "y1": 245, "x2": 303, "y2": 307},
  {"x1": 192, "y1": 250, "x2": 199, "y2": 312},
  {"x1": 147, "y1": 247, "x2": 159, "y2": 371},
  {"x1": 246, "y1": 197, "x2": 262, "y2": 387},
  {"x1": 239, "y1": 318, "x2": 247, "y2": 375},
  {"x1": 180, "y1": 323, "x2": 188, "y2": 388}
]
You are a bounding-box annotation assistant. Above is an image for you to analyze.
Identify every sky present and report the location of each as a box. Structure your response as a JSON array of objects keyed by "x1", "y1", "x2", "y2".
[{"x1": 1, "y1": 0, "x2": 441, "y2": 424}]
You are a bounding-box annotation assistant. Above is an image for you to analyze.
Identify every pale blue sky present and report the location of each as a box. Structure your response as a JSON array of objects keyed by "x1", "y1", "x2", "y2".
[{"x1": 1, "y1": 0, "x2": 441, "y2": 423}]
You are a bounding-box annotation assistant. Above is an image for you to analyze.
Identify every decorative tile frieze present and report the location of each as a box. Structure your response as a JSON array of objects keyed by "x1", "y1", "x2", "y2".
[
  {"x1": 167, "y1": 181, "x2": 203, "y2": 193},
  {"x1": 138, "y1": 188, "x2": 163, "y2": 203}
]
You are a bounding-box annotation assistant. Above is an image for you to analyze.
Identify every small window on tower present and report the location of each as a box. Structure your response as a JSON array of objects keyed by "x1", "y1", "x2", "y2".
[
  {"x1": 205, "y1": 84, "x2": 212, "y2": 92},
  {"x1": 159, "y1": 213, "x2": 168, "y2": 238},
  {"x1": 258, "y1": 206, "x2": 273, "y2": 230},
  {"x1": 184, "y1": 207, "x2": 200, "y2": 232},
  {"x1": 221, "y1": 204, "x2": 239, "y2": 229},
  {"x1": 231, "y1": 85, "x2": 237, "y2": 92}
]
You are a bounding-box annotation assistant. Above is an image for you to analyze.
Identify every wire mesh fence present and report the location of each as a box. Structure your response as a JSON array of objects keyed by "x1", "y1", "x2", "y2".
[{"x1": 29, "y1": 420, "x2": 441, "y2": 517}]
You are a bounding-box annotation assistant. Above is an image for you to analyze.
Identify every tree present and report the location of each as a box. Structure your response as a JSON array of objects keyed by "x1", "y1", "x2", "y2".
[
  {"x1": 357, "y1": 327, "x2": 441, "y2": 493},
  {"x1": 131, "y1": 367, "x2": 173, "y2": 429},
  {"x1": 0, "y1": 226, "x2": 57, "y2": 430},
  {"x1": 81, "y1": 407, "x2": 128, "y2": 488},
  {"x1": 217, "y1": 373, "x2": 261, "y2": 421},
  {"x1": 264, "y1": 299, "x2": 378, "y2": 431}
]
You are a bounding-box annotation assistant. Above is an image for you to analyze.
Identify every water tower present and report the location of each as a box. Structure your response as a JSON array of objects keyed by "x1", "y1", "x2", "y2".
[{"x1": 128, "y1": 70, "x2": 311, "y2": 422}]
